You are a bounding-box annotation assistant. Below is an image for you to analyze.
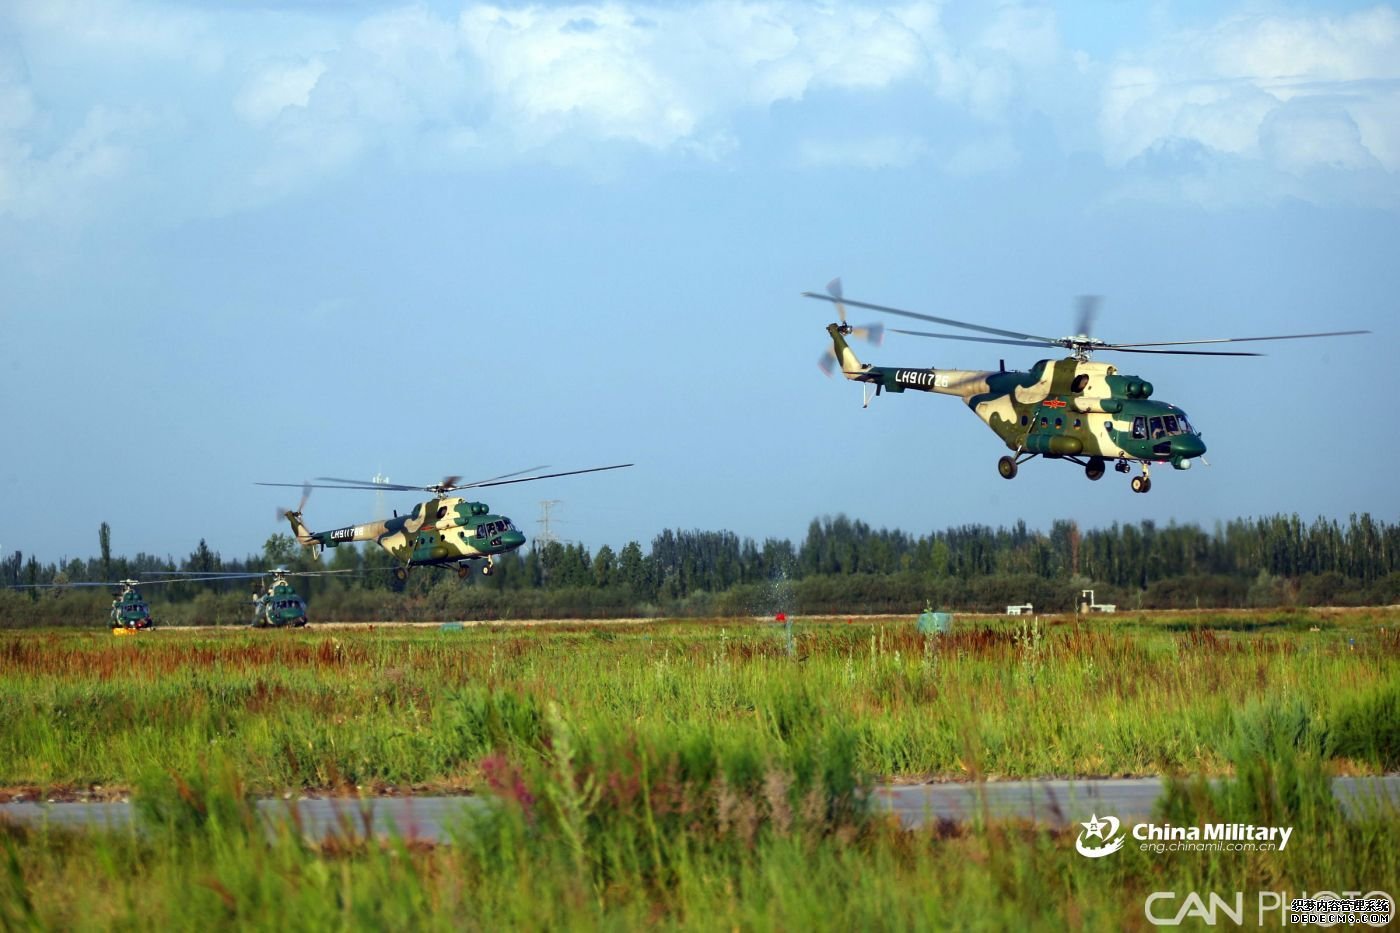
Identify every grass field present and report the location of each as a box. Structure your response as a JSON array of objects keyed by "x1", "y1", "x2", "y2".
[{"x1": 2, "y1": 608, "x2": 1397, "y2": 929}]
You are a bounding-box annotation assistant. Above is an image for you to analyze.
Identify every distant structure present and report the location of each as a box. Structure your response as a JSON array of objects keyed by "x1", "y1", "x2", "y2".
[
  {"x1": 536, "y1": 499, "x2": 562, "y2": 548},
  {"x1": 1080, "y1": 589, "x2": 1117, "y2": 613},
  {"x1": 1006, "y1": 603, "x2": 1034, "y2": 616},
  {"x1": 371, "y1": 471, "x2": 391, "y2": 522}
]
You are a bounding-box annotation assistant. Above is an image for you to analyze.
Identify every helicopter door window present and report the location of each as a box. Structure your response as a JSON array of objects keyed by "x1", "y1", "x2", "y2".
[
  {"x1": 1163, "y1": 415, "x2": 1180, "y2": 435},
  {"x1": 1149, "y1": 416, "x2": 1165, "y2": 438},
  {"x1": 1040, "y1": 416, "x2": 1048, "y2": 428},
  {"x1": 1054, "y1": 417, "x2": 1063, "y2": 429},
  {"x1": 1132, "y1": 416, "x2": 1146, "y2": 439},
  {"x1": 1020, "y1": 415, "x2": 1028, "y2": 426}
]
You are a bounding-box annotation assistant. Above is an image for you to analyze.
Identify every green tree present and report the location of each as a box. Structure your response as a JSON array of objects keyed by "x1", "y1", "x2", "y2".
[
  {"x1": 99, "y1": 522, "x2": 112, "y2": 582},
  {"x1": 592, "y1": 544, "x2": 616, "y2": 588}
]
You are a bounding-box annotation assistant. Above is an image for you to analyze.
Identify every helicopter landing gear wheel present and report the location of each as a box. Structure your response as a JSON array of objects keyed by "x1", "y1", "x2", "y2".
[
  {"x1": 456, "y1": 564, "x2": 470, "y2": 580},
  {"x1": 393, "y1": 567, "x2": 408, "y2": 582},
  {"x1": 1085, "y1": 457, "x2": 1105, "y2": 481},
  {"x1": 998, "y1": 456, "x2": 1018, "y2": 480},
  {"x1": 482, "y1": 563, "x2": 494, "y2": 576},
  {"x1": 1131, "y1": 475, "x2": 1152, "y2": 493}
]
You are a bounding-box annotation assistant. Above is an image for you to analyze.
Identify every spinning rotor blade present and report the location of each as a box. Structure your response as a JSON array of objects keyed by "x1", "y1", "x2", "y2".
[
  {"x1": 265, "y1": 465, "x2": 633, "y2": 497},
  {"x1": 304, "y1": 477, "x2": 424, "y2": 491},
  {"x1": 1106, "y1": 330, "x2": 1370, "y2": 349},
  {"x1": 825, "y1": 277, "x2": 847, "y2": 324},
  {"x1": 890, "y1": 328, "x2": 1062, "y2": 350},
  {"x1": 1105, "y1": 347, "x2": 1262, "y2": 357},
  {"x1": 264, "y1": 482, "x2": 313, "y2": 519},
  {"x1": 849, "y1": 323, "x2": 884, "y2": 346},
  {"x1": 803, "y1": 289, "x2": 1059, "y2": 343},
  {"x1": 1074, "y1": 295, "x2": 1101, "y2": 339},
  {"x1": 450, "y1": 465, "x2": 550, "y2": 488},
  {"x1": 818, "y1": 348, "x2": 837, "y2": 377},
  {"x1": 449, "y1": 463, "x2": 633, "y2": 490}
]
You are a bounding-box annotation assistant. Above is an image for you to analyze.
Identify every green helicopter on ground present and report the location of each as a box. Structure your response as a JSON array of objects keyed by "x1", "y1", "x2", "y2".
[{"x1": 144, "y1": 567, "x2": 356, "y2": 628}]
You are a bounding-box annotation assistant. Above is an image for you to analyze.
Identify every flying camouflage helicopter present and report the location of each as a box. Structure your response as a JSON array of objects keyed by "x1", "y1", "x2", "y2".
[
  {"x1": 5, "y1": 578, "x2": 158, "y2": 634},
  {"x1": 143, "y1": 567, "x2": 358, "y2": 628},
  {"x1": 257, "y1": 464, "x2": 633, "y2": 580},
  {"x1": 804, "y1": 279, "x2": 1369, "y2": 493}
]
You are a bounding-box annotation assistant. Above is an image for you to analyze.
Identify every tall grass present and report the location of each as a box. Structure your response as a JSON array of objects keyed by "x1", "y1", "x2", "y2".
[
  {"x1": 2, "y1": 712, "x2": 1395, "y2": 931},
  {"x1": 0, "y1": 611, "x2": 1395, "y2": 794}
]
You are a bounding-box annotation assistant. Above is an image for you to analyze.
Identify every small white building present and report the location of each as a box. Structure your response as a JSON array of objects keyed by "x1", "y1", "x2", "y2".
[
  {"x1": 1080, "y1": 589, "x2": 1117, "y2": 613},
  {"x1": 1006, "y1": 603, "x2": 1034, "y2": 616}
]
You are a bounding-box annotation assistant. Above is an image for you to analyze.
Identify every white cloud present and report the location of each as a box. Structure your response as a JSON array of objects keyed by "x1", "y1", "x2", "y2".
[
  {"x1": 235, "y1": 59, "x2": 326, "y2": 125},
  {"x1": 1099, "y1": 7, "x2": 1400, "y2": 175},
  {"x1": 7, "y1": 0, "x2": 1395, "y2": 223},
  {"x1": 454, "y1": 3, "x2": 942, "y2": 152}
]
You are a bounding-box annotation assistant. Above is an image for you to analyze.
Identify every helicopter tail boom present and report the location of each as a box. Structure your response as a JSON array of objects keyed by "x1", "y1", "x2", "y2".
[{"x1": 282, "y1": 511, "x2": 324, "y2": 559}]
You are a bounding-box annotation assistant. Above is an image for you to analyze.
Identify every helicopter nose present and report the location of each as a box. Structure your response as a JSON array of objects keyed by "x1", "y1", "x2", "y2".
[
  {"x1": 501, "y1": 530, "x2": 526, "y2": 550},
  {"x1": 1172, "y1": 433, "x2": 1206, "y2": 459}
]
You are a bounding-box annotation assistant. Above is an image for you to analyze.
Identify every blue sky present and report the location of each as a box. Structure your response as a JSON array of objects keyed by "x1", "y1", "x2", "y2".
[{"x1": 2, "y1": 0, "x2": 1397, "y2": 564}]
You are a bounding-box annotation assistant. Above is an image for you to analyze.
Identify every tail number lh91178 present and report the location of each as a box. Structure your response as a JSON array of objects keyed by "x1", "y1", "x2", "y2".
[{"x1": 895, "y1": 369, "x2": 949, "y2": 389}]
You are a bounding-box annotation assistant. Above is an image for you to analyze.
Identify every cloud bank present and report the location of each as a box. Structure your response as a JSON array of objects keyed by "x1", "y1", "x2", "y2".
[{"x1": 1, "y1": 1, "x2": 1396, "y2": 221}]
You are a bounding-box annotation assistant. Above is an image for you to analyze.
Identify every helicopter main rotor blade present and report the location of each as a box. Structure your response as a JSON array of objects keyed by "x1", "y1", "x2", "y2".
[
  {"x1": 1106, "y1": 329, "x2": 1370, "y2": 349},
  {"x1": 448, "y1": 463, "x2": 633, "y2": 490},
  {"x1": 803, "y1": 291, "x2": 1060, "y2": 343},
  {"x1": 889, "y1": 328, "x2": 1063, "y2": 350},
  {"x1": 1103, "y1": 347, "x2": 1262, "y2": 356},
  {"x1": 451, "y1": 465, "x2": 550, "y2": 488},
  {"x1": 1074, "y1": 295, "x2": 1101, "y2": 339},
  {"x1": 309, "y1": 477, "x2": 426, "y2": 491}
]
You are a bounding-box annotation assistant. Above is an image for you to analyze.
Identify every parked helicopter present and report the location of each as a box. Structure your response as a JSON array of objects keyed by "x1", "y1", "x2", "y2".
[
  {"x1": 257, "y1": 464, "x2": 632, "y2": 580},
  {"x1": 5, "y1": 578, "x2": 158, "y2": 634},
  {"x1": 803, "y1": 279, "x2": 1368, "y2": 493},
  {"x1": 143, "y1": 567, "x2": 357, "y2": 627}
]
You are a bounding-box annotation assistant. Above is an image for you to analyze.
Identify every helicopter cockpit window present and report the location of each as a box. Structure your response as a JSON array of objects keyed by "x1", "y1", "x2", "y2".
[
  {"x1": 1132, "y1": 416, "x2": 1146, "y2": 439},
  {"x1": 1149, "y1": 416, "x2": 1165, "y2": 438}
]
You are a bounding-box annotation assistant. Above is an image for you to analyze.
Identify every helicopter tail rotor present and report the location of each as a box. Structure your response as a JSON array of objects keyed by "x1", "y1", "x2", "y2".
[
  {"x1": 276, "y1": 484, "x2": 322, "y2": 558},
  {"x1": 816, "y1": 279, "x2": 883, "y2": 376},
  {"x1": 275, "y1": 482, "x2": 313, "y2": 521}
]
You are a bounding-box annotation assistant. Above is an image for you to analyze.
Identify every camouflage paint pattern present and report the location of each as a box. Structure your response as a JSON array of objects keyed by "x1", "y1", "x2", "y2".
[
  {"x1": 827, "y1": 323, "x2": 1208, "y2": 468},
  {"x1": 285, "y1": 496, "x2": 526, "y2": 570}
]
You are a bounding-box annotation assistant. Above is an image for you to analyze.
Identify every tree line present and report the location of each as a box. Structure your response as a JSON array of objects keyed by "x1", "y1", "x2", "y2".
[{"x1": 2, "y1": 513, "x2": 1397, "y2": 625}]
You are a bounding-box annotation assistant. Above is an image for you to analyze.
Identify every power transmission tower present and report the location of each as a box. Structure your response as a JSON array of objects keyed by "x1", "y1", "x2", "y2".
[
  {"x1": 537, "y1": 499, "x2": 563, "y2": 548},
  {"x1": 372, "y1": 471, "x2": 391, "y2": 522}
]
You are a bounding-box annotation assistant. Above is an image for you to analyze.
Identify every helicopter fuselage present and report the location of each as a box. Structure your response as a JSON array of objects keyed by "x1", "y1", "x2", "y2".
[
  {"x1": 827, "y1": 322, "x2": 1206, "y2": 491},
  {"x1": 253, "y1": 576, "x2": 308, "y2": 627},
  {"x1": 872, "y1": 357, "x2": 1207, "y2": 468},
  {"x1": 286, "y1": 496, "x2": 526, "y2": 575},
  {"x1": 110, "y1": 583, "x2": 154, "y2": 631}
]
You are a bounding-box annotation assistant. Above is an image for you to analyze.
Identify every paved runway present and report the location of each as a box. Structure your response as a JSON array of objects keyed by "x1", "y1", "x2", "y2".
[{"x1": 3, "y1": 777, "x2": 1396, "y2": 842}]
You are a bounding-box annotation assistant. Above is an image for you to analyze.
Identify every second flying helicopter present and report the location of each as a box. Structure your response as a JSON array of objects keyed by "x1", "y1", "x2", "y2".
[{"x1": 259, "y1": 464, "x2": 632, "y2": 580}]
